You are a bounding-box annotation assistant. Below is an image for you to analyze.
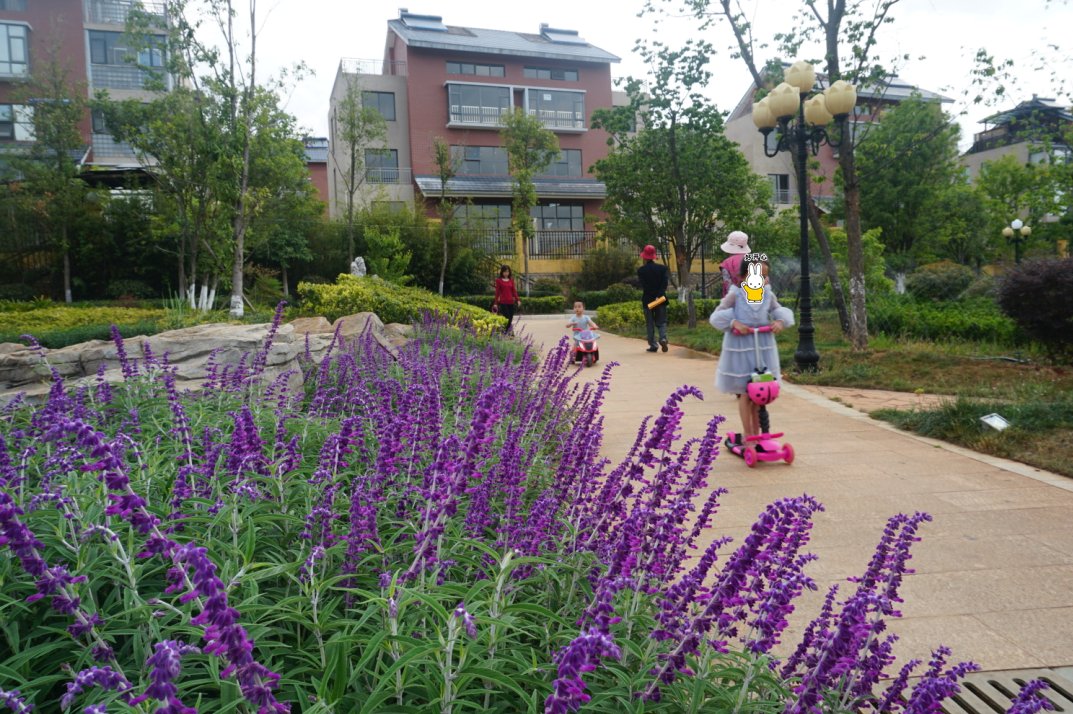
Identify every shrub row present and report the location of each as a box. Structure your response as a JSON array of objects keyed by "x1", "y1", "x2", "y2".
[
  {"x1": 597, "y1": 297, "x2": 719, "y2": 331},
  {"x1": 868, "y1": 295, "x2": 1021, "y2": 344},
  {"x1": 0, "y1": 320, "x2": 166, "y2": 350},
  {"x1": 575, "y1": 284, "x2": 642, "y2": 310},
  {"x1": 296, "y1": 274, "x2": 505, "y2": 332},
  {"x1": 454, "y1": 294, "x2": 567, "y2": 314}
]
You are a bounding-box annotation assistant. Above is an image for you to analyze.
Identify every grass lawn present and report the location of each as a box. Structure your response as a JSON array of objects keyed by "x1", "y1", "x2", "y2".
[{"x1": 616, "y1": 309, "x2": 1073, "y2": 477}]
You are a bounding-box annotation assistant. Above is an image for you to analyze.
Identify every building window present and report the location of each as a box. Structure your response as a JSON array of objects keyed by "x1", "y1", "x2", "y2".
[
  {"x1": 768, "y1": 174, "x2": 790, "y2": 204},
  {"x1": 88, "y1": 30, "x2": 164, "y2": 67},
  {"x1": 523, "y1": 66, "x2": 578, "y2": 82},
  {"x1": 539, "y1": 149, "x2": 582, "y2": 178},
  {"x1": 447, "y1": 83, "x2": 511, "y2": 126},
  {"x1": 0, "y1": 22, "x2": 29, "y2": 77},
  {"x1": 446, "y1": 61, "x2": 505, "y2": 78},
  {"x1": 526, "y1": 88, "x2": 584, "y2": 130},
  {"x1": 365, "y1": 148, "x2": 399, "y2": 183},
  {"x1": 91, "y1": 109, "x2": 109, "y2": 134},
  {"x1": 454, "y1": 203, "x2": 512, "y2": 230},
  {"x1": 451, "y1": 145, "x2": 508, "y2": 176},
  {"x1": 531, "y1": 202, "x2": 584, "y2": 231},
  {"x1": 0, "y1": 0, "x2": 27, "y2": 11},
  {"x1": 362, "y1": 91, "x2": 396, "y2": 121},
  {"x1": 0, "y1": 103, "x2": 32, "y2": 141},
  {"x1": 373, "y1": 201, "x2": 407, "y2": 214}
]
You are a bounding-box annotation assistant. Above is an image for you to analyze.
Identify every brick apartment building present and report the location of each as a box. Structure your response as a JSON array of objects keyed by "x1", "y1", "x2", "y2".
[
  {"x1": 328, "y1": 9, "x2": 625, "y2": 261},
  {"x1": 0, "y1": 0, "x2": 168, "y2": 173}
]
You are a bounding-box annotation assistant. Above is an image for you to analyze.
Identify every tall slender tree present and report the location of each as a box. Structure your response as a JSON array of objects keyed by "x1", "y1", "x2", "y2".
[
  {"x1": 432, "y1": 137, "x2": 457, "y2": 296},
  {"x1": 500, "y1": 109, "x2": 559, "y2": 296},
  {"x1": 333, "y1": 76, "x2": 388, "y2": 265}
]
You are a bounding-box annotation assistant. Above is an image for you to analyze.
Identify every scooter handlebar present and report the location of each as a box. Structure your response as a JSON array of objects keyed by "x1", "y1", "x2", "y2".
[{"x1": 732, "y1": 324, "x2": 774, "y2": 335}]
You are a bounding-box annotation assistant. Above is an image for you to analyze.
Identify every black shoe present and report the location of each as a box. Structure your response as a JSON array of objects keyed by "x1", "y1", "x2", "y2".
[
  {"x1": 646, "y1": 346, "x2": 658, "y2": 352},
  {"x1": 660, "y1": 339, "x2": 668, "y2": 352}
]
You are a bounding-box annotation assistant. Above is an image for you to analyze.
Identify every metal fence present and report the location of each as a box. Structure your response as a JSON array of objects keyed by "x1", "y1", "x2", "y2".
[
  {"x1": 529, "y1": 231, "x2": 596, "y2": 258},
  {"x1": 465, "y1": 229, "x2": 516, "y2": 256},
  {"x1": 365, "y1": 167, "x2": 413, "y2": 185},
  {"x1": 92, "y1": 134, "x2": 138, "y2": 159}
]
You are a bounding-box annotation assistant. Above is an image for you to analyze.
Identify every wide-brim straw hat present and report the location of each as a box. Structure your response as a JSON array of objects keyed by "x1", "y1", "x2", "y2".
[{"x1": 720, "y1": 230, "x2": 751, "y2": 254}]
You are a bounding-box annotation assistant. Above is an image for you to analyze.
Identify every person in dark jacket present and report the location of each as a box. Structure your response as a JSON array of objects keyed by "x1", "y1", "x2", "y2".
[{"x1": 637, "y1": 244, "x2": 670, "y2": 352}]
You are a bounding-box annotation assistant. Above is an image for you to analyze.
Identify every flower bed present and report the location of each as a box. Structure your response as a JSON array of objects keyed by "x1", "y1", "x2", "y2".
[{"x1": 0, "y1": 312, "x2": 1051, "y2": 713}]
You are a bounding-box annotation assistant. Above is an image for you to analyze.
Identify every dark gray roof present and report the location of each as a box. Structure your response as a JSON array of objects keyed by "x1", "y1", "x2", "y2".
[
  {"x1": 388, "y1": 19, "x2": 620, "y2": 64},
  {"x1": 982, "y1": 96, "x2": 1073, "y2": 126},
  {"x1": 415, "y1": 175, "x2": 606, "y2": 199}
]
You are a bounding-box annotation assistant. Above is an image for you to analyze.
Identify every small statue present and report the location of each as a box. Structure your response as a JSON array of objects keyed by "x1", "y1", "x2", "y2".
[{"x1": 350, "y1": 256, "x2": 367, "y2": 277}]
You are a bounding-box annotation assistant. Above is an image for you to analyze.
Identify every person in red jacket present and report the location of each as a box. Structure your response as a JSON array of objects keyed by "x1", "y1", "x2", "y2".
[{"x1": 493, "y1": 265, "x2": 521, "y2": 335}]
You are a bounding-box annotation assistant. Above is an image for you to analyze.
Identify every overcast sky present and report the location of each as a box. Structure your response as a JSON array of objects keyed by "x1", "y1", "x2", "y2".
[{"x1": 237, "y1": 0, "x2": 1071, "y2": 149}]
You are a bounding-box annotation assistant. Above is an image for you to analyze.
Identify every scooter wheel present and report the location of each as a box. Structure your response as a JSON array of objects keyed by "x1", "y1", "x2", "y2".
[
  {"x1": 583, "y1": 353, "x2": 593, "y2": 368},
  {"x1": 743, "y1": 447, "x2": 757, "y2": 468},
  {"x1": 782, "y1": 443, "x2": 794, "y2": 464}
]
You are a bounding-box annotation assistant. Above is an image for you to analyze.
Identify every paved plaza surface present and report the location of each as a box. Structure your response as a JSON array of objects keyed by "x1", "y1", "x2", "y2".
[{"x1": 518, "y1": 314, "x2": 1073, "y2": 673}]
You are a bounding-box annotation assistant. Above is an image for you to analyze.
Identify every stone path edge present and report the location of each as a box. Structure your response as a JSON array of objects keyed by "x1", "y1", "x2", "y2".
[{"x1": 783, "y1": 382, "x2": 1073, "y2": 493}]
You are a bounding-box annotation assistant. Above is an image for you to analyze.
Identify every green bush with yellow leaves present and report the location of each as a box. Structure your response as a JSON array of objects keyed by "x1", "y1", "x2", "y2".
[
  {"x1": 597, "y1": 297, "x2": 719, "y2": 331},
  {"x1": 297, "y1": 274, "x2": 506, "y2": 333}
]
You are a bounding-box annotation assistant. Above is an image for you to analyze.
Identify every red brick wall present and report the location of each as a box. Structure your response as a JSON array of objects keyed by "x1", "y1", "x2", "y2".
[
  {"x1": 402, "y1": 44, "x2": 614, "y2": 179},
  {"x1": 0, "y1": 0, "x2": 91, "y2": 140},
  {"x1": 307, "y1": 162, "x2": 329, "y2": 214}
]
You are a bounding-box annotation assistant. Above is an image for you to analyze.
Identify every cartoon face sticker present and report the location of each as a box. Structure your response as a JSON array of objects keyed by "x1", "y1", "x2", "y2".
[{"x1": 741, "y1": 262, "x2": 765, "y2": 303}]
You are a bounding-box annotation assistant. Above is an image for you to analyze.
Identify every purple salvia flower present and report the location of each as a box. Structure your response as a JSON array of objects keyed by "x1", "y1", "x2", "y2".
[
  {"x1": 109, "y1": 325, "x2": 137, "y2": 380},
  {"x1": 250, "y1": 301, "x2": 288, "y2": 378},
  {"x1": 170, "y1": 543, "x2": 289, "y2": 712},
  {"x1": 0, "y1": 687, "x2": 33, "y2": 713},
  {"x1": 545, "y1": 628, "x2": 621, "y2": 714},
  {"x1": 453, "y1": 603, "x2": 478, "y2": 639},
  {"x1": 129, "y1": 640, "x2": 200, "y2": 712},
  {"x1": 1007, "y1": 680, "x2": 1054, "y2": 714},
  {"x1": 60, "y1": 666, "x2": 133, "y2": 710}
]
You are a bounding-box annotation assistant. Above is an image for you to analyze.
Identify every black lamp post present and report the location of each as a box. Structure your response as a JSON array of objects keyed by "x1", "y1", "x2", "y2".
[
  {"x1": 752, "y1": 61, "x2": 856, "y2": 372},
  {"x1": 1002, "y1": 218, "x2": 1031, "y2": 264}
]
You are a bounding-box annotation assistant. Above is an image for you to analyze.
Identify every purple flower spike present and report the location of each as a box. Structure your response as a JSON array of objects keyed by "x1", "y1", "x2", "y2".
[
  {"x1": 60, "y1": 666, "x2": 132, "y2": 710},
  {"x1": 130, "y1": 640, "x2": 200, "y2": 711},
  {"x1": 545, "y1": 628, "x2": 621, "y2": 714},
  {"x1": 0, "y1": 688, "x2": 33, "y2": 713},
  {"x1": 453, "y1": 603, "x2": 478, "y2": 639},
  {"x1": 1007, "y1": 679, "x2": 1054, "y2": 714}
]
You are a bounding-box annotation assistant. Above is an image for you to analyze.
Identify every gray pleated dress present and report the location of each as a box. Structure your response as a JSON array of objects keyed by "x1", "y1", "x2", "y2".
[{"x1": 709, "y1": 286, "x2": 795, "y2": 395}]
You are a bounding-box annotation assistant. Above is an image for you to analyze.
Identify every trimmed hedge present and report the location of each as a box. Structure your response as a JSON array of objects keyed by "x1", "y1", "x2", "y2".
[
  {"x1": 905, "y1": 261, "x2": 975, "y2": 301},
  {"x1": 297, "y1": 274, "x2": 506, "y2": 333},
  {"x1": 597, "y1": 297, "x2": 719, "y2": 331},
  {"x1": 868, "y1": 295, "x2": 1020, "y2": 344},
  {"x1": 575, "y1": 285, "x2": 642, "y2": 310},
  {"x1": 455, "y1": 294, "x2": 567, "y2": 314},
  {"x1": 0, "y1": 306, "x2": 166, "y2": 335}
]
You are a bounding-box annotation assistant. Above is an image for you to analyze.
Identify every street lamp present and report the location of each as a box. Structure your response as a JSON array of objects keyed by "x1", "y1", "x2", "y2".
[
  {"x1": 752, "y1": 61, "x2": 856, "y2": 372},
  {"x1": 1002, "y1": 218, "x2": 1031, "y2": 264}
]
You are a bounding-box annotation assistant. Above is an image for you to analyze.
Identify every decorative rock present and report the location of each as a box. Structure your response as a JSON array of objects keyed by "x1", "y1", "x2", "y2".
[
  {"x1": 350, "y1": 256, "x2": 367, "y2": 277},
  {"x1": 289, "y1": 316, "x2": 333, "y2": 335}
]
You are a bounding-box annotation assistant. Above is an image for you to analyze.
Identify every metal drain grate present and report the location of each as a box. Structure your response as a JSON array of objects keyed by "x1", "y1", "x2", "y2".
[{"x1": 940, "y1": 669, "x2": 1073, "y2": 713}]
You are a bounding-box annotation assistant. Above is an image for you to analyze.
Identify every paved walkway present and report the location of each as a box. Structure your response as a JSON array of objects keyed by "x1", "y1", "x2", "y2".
[{"x1": 518, "y1": 314, "x2": 1073, "y2": 672}]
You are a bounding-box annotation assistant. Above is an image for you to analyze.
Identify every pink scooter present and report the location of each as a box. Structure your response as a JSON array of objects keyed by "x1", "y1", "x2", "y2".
[{"x1": 723, "y1": 325, "x2": 794, "y2": 467}]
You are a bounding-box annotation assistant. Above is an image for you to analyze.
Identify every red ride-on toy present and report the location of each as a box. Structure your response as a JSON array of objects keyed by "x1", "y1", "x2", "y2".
[
  {"x1": 571, "y1": 328, "x2": 600, "y2": 367},
  {"x1": 723, "y1": 325, "x2": 794, "y2": 467}
]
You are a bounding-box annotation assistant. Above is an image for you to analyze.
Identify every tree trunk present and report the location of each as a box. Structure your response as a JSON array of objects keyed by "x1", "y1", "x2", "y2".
[
  {"x1": 438, "y1": 221, "x2": 448, "y2": 296},
  {"x1": 62, "y1": 243, "x2": 72, "y2": 304},
  {"x1": 281, "y1": 264, "x2": 289, "y2": 297},
  {"x1": 807, "y1": 198, "x2": 851, "y2": 336},
  {"x1": 839, "y1": 131, "x2": 868, "y2": 350}
]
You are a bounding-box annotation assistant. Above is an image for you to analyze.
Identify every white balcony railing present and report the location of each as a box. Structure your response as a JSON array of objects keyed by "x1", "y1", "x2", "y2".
[
  {"x1": 84, "y1": 0, "x2": 166, "y2": 25},
  {"x1": 90, "y1": 64, "x2": 153, "y2": 90},
  {"x1": 92, "y1": 133, "x2": 137, "y2": 159},
  {"x1": 449, "y1": 105, "x2": 507, "y2": 126},
  {"x1": 365, "y1": 167, "x2": 412, "y2": 185},
  {"x1": 339, "y1": 58, "x2": 408, "y2": 76},
  {"x1": 528, "y1": 108, "x2": 585, "y2": 130}
]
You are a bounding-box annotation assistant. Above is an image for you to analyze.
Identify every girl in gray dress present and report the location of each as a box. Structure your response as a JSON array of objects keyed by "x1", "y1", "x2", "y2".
[{"x1": 709, "y1": 257, "x2": 795, "y2": 454}]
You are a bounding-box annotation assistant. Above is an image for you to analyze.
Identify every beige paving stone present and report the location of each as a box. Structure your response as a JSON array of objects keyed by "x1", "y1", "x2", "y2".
[
  {"x1": 517, "y1": 315, "x2": 1073, "y2": 671},
  {"x1": 887, "y1": 615, "x2": 1047, "y2": 671},
  {"x1": 973, "y1": 608, "x2": 1073, "y2": 667}
]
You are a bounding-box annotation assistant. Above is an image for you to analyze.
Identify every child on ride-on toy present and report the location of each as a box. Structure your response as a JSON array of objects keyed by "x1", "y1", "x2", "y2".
[
  {"x1": 567, "y1": 301, "x2": 599, "y2": 359},
  {"x1": 709, "y1": 256, "x2": 794, "y2": 460}
]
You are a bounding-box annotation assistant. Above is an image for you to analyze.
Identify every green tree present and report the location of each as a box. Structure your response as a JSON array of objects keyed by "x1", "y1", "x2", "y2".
[
  {"x1": 591, "y1": 42, "x2": 771, "y2": 326},
  {"x1": 432, "y1": 137, "x2": 457, "y2": 296},
  {"x1": 334, "y1": 76, "x2": 388, "y2": 265},
  {"x1": 663, "y1": 0, "x2": 909, "y2": 349},
  {"x1": 500, "y1": 108, "x2": 560, "y2": 296},
  {"x1": 11, "y1": 54, "x2": 95, "y2": 303},
  {"x1": 977, "y1": 154, "x2": 1057, "y2": 261},
  {"x1": 856, "y1": 94, "x2": 964, "y2": 262}
]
